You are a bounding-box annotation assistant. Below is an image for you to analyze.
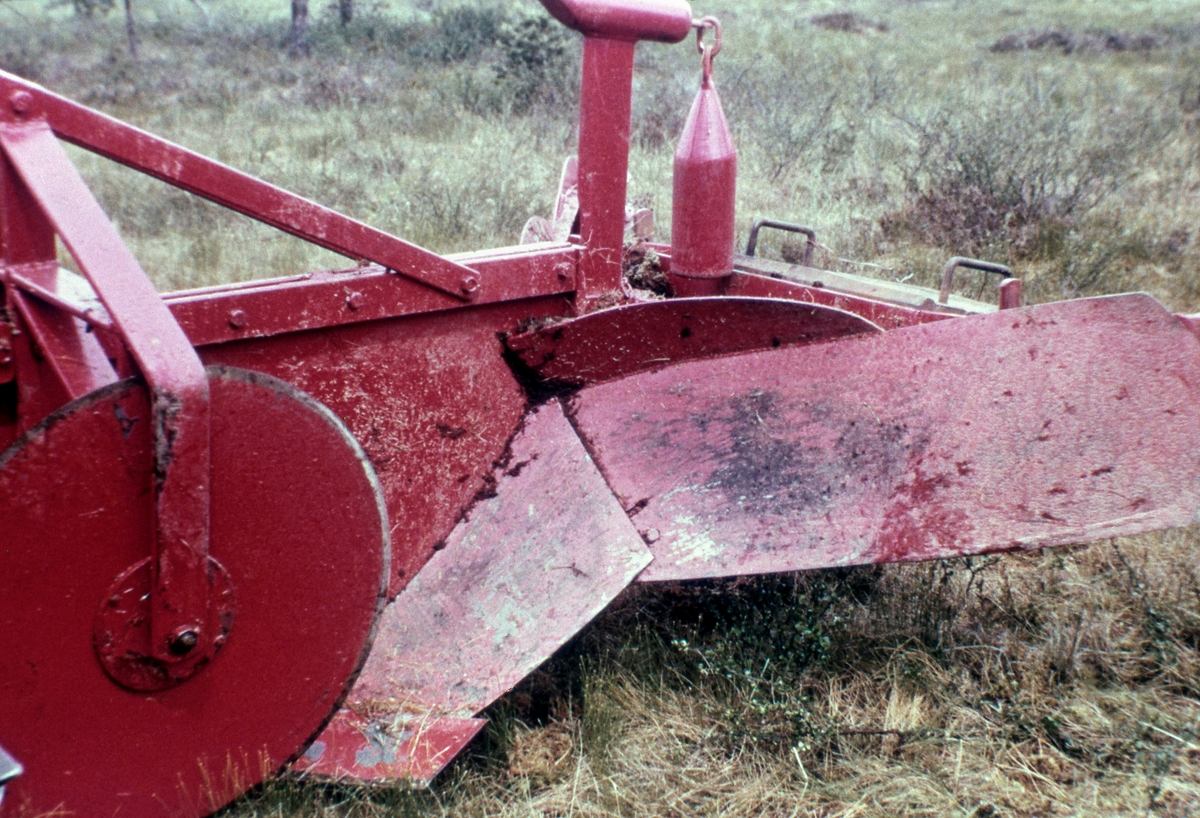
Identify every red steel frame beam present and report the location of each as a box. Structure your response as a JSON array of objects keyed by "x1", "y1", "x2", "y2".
[{"x1": 0, "y1": 72, "x2": 481, "y2": 302}]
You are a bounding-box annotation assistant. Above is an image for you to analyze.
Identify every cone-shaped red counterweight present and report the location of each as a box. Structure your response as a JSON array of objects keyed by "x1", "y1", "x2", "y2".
[{"x1": 670, "y1": 65, "x2": 737, "y2": 296}]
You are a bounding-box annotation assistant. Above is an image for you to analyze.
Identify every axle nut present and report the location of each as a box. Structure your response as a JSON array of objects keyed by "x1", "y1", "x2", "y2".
[{"x1": 168, "y1": 627, "x2": 200, "y2": 656}]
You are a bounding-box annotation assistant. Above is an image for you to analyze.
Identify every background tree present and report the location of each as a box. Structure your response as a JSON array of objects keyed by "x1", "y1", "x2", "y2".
[
  {"x1": 68, "y1": 0, "x2": 114, "y2": 17},
  {"x1": 123, "y1": 0, "x2": 137, "y2": 63},
  {"x1": 338, "y1": 0, "x2": 352, "y2": 27},
  {"x1": 289, "y1": 0, "x2": 308, "y2": 55}
]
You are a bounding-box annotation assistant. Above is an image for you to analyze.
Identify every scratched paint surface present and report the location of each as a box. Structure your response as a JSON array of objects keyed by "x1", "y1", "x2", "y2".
[
  {"x1": 571, "y1": 294, "x2": 1200, "y2": 581},
  {"x1": 339, "y1": 400, "x2": 652, "y2": 721},
  {"x1": 508, "y1": 297, "x2": 880, "y2": 386},
  {"x1": 198, "y1": 299, "x2": 562, "y2": 596},
  {"x1": 291, "y1": 711, "x2": 485, "y2": 783},
  {"x1": 0, "y1": 370, "x2": 387, "y2": 816}
]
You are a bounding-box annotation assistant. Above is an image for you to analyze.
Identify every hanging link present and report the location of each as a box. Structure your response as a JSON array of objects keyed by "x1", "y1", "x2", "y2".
[{"x1": 692, "y1": 16, "x2": 722, "y2": 84}]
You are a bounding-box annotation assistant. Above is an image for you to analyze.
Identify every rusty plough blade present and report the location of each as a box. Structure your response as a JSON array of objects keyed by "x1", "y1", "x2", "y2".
[{"x1": 3, "y1": 0, "x2": 1200, "y2": 812}]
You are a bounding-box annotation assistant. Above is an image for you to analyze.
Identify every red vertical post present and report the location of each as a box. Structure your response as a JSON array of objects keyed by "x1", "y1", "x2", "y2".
[
  {"x1": 0, "y1": 113, "x2": 61, "y2": 437},
  {"x1": 999, "y1": 278, "x2": 1023, "y2": 310},
  {"x1": 576, "y1": 37, "x2": 636, "y2": 306}
]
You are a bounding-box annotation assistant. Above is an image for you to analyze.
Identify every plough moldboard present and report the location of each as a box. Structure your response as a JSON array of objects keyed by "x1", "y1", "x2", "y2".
[{"x1": 2, "y1": 0, "x2": 1198, "y2": 814}]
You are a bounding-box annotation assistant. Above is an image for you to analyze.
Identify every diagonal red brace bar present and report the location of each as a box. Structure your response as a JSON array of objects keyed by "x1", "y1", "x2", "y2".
[
  {"x1": 0, "y1": 71, "x2": 480, "y2": 301},
  {"x1": 0, "y1": 121, "x2": 212, "y2": 667}
]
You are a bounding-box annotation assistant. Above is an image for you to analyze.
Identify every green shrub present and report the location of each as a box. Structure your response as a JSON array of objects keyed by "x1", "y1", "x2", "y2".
[
  {"x1": 494, "y1": 14, "x2": 572, "y2": 114},
  {"x1": 418, "y1": 3, "x2": 508, "y2": 64},
  {"x1": 884, "y1": 68, "x2": 1178, "y2": 263}
]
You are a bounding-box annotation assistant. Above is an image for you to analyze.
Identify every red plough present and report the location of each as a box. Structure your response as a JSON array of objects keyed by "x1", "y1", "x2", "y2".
[{"x1": 3, "y1": 0, "x2": 1199, "y2": 814}]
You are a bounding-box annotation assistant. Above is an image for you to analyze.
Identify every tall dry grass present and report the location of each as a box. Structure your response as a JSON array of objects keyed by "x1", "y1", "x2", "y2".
[{"x1": 3, "y1": 0, "x2": 1200, "y2": 815}]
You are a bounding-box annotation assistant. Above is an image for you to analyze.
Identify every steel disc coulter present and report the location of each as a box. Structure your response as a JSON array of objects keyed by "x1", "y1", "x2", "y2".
[{"x1": 0, "y1": 368, "x2": 389, "y2": 817}]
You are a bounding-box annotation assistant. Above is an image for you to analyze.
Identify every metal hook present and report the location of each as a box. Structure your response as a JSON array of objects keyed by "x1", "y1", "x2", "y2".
[
  {"x1": 692, "y1": 16, "x2": 721, "y2": 85},
  {"x1": 692, "y1": 16, "x2": 722, "y2": 56}
]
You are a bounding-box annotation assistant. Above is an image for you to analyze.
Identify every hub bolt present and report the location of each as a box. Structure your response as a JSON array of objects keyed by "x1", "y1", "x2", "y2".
[{"x1": 168, "y1": 627, "x2": 200, "y2": 656}]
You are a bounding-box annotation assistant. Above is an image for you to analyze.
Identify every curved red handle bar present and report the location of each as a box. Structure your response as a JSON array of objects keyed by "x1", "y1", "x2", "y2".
[{"x1": 538, "y1": 0, "x2": 693, "y2": 43}]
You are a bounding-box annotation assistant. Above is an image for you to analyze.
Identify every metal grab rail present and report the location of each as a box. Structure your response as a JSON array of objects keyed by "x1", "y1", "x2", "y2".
[
  {"x1": 939, "y1": 256, "x2": 1012, "y2": 304},
  {"x1": 744, "y1": 219, "x2": 817, "y2": 268}
]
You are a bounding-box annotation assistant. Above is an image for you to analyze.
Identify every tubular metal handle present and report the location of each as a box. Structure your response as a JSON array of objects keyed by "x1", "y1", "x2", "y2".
[
  {"x1": 745, "y1": 219, "x2": 817, "y2": 268},
  {"x1": 537, "y1": 0, "x2": 693, "y2": 42},
  {"x1": 939, "y1": 256, "x2": 1012, "y2": 304}
]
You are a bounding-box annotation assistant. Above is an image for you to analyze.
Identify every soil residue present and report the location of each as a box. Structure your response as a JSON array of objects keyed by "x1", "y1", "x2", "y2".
[{"x1": 704, "y1": 390, "x2": 926, "y2": 518}]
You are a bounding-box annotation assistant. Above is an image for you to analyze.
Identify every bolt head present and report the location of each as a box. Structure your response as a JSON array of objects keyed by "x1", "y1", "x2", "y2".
[
  {"x1": 227, "y1": 309, "x2": 247, "y2": 329},
  {"x1": 168, "y1": 627, "x2": 200, "y2": 656},
  {"x1": 346, "y1": 291, "x2": 365, "y2": 310},
  {"x1": 460, "y1": 275, "x2": 480, "y2": 295},
  {"x1": 9, "y1": 91, "x2": 32, "y2": 115}
]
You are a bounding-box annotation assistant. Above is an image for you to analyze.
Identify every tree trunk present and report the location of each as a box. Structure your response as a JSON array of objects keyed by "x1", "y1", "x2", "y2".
[
  {"x1": 124, "y1": 0, "x2": 139, "y2": 63},
  {"x1": 289, "y1": 0, "x2": 309, "y2": 56},
  {"x1": 338, "y1": 0, "x2": 352, "y2": 27}
]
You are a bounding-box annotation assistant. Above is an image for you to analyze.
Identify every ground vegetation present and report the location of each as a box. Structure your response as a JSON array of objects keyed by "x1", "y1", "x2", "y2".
[{"x1": 2, "y1": 0, "x2": 1199, "y2": 814}]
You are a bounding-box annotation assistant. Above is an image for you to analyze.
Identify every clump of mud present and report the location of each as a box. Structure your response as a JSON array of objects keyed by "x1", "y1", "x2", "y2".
[
  {"x1": 623, "y1": 243, "x2": 670, "y2": 296},
  {"x1": 809, "y1": 12, "x2": 888, "y2": 35},
  {"x1": 991, "y1": 29, "x2": 1162, "y2": 54}
]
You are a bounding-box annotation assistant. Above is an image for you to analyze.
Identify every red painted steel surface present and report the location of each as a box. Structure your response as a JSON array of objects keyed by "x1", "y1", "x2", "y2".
[
  {"x1": 0, "y1": 148, "x2": 54, "y2": 268},
  {"x1": 2, "y1": 261, "x2": 115, "y2": 331},
  {"x1": 0, "y1": 313, "x2": 11, "y2": 387},
  {"x1": 1, "y1": 120, "x2": 218, "y2": 669},
  {"x1": 577, "y1": 37, "x2": 636, "y2": 302},
  {"x1": 291, "y1": 711, "x2": 486, "y2": 783},
  {"x1": 342, "y1": 402, "x2": 651, "y2": 719},
  {"x1": 727, "y1": 268, "x2": 953, "y2": 329},
  {"x1": 1, "y1": 367, "x2": 388, "y2": 817},
  {"x1": 670, "y1": 21, "x2": 736, "y2": 292},
  {"x1": 1178, "y1": 312, "x2": 1200, "y2": 342},
  {"x1": 8, "y1": 289, "x2": 117, "y2": 399},
  {"x1": 999, "y1": 277, "x2": 1023, "y2": 310},
  {"x1": 164, "y1": 244, "x2": 577, "y2": 347},
  {"x1": 508, "y1": 297, "x2": 880, "y2": 386},
  {"x1": 538, "y1": 0, "x2": 692, "y2": 42},
  {"x1": 194, "y1": 300, "x2": 563, "y2": 596},
  {"x1": 0, "y1": 70, "x2": 479, "y2": 301},
  {"x1": 2, "y1": 296, "x2": 73, "y2": 447},
  {"x1": 569, "y1": 294, "x2": 1200, "y2": 581}
]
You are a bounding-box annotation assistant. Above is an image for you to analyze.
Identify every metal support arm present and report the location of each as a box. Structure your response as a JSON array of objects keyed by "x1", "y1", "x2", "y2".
[
  {"x1": 0, "y1": 72, "x2": 480, "y2": 302},
  {"x1": 0, "y1": 121, "x2": 212, "y2": 668}
]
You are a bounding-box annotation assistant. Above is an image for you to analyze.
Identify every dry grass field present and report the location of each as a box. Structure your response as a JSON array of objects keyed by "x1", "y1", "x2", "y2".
[{"x1": 3, "y1": 0, "x2": 1200, "y2": 814}]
